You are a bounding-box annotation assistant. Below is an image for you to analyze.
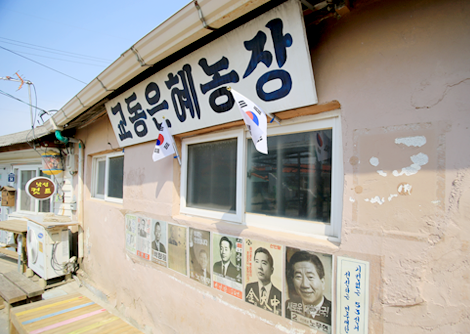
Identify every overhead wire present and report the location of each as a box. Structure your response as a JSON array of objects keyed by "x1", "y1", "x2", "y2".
[
  {"x1": 7, "y1": 81, "x2": 69, "y2": 201},
  {"x1": 0, "y1": 46, "x2": 87, "y2": 84},
  {"x1": 0, "y1": 37, "x2": 112, "y2": 62},
  {"x1": 0, "y1": 49, "x2": 107, "y2": 67},
  {"x1": 0, "y1": 89, "x2": 49, "y2": 114}
]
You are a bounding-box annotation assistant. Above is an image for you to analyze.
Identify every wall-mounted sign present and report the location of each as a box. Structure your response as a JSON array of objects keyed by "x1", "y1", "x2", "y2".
[
  {"x1": 7, "y1": 173, "x2": 15, "y2": 183},
  {"x1": 106, "y1": 0, "x2": 317, "y2": 148},
  {"x1": 25, "y1": 177, "x2": 56, "y2": 200},
  {"x1": 337, "y1": 256, "x2": 370, "y2": 334}
]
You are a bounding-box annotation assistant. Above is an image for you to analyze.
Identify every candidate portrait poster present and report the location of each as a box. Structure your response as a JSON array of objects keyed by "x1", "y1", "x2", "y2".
[
  {"x1": 285, "y1": 247, "x2": 333, "y2": 334},
  {"x1": 212, "y1": 233, "x2": 243, "y2": 299},
  {"x1": 125, "y1": 214, "x2": 137, "y2": 254},
  {"x1": 151, "y1": 220, "x2": 168, "y2": 267},
  {"x1": 189, "y1": 228, "x2": 211, "y2": 287},
  {"x1": 136, "y1": 216, "x2": 152, "y2": 260},
  {"x1": 244, "y1": 239, "x2": 283, "y2": 316},
  {"x1": 167, "y1": 223, "x2": 187, "y2": 275}
]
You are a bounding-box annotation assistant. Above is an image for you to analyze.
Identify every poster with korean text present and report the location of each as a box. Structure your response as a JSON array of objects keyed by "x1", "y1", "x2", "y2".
[
  {"x1": 167, "y1": 223, "x2": 187, "y2": 275},
  {"x1": 212, "y1": 233, "x2": 243, "y2": 299},
  {"x1": 337, "y1": 256, "x2": 370, "y2": 334},
  {"x1": 136, "y1": 216, "x2": 152, "y2": 260},
  {"x1": 125, "y1": 214, "x2": 137, "y2": 254},
  {"x1": 189, "y1": 228, "x2": 211, "y2": 287},
  {"x1": 285, "y1": 247, "x2": 333, "y2": 334},
  {"x1": 106, "y1": 0, "x2": 317, "y2": 148},
  {"x1": 151, "y1": 220, "x2": 168, "y2": 267},
  {"x1": 244, "y1": 239, "x2": 283, "y2": 316}
]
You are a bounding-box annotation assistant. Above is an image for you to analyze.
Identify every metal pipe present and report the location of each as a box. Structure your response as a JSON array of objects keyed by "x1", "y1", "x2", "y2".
[
  {"x1": 55, "y1": 130, "x2": 69, "y2": 145},
  {"x1": 77, "y1": 141, "x2": 84, "y2": 259},
  {"x1": 17, "y1": 234, "x2": 23, "y2": 273},
  {"x1": 54, "y1": 130, "x2": 85, "y2": 259}
]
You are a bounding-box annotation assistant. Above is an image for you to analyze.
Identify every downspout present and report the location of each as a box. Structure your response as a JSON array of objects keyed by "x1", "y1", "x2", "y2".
[{"x1": 52, "y1": 124, "x2": 85, "y2": 260}]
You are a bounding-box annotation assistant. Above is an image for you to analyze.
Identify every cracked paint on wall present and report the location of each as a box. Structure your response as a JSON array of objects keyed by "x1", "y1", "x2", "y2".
[
  {"x1": 398, "y1": 183, "x2": 413, "y2": 195},
  {"x1": 370, "y1": 157, "x2": 379, "y2": 166},
  {"x1": 377, "y1": 170, "x2": 387, "y2": 177},
  {"x1": 365, "y1": 196, "x2": 385, "y2": 205},
  {"x1": 395, "y1": 136, "x2": 427, "y2": 147},
  {"x1": 393, "y1": 153, "x2": 429, "y2": 176}
]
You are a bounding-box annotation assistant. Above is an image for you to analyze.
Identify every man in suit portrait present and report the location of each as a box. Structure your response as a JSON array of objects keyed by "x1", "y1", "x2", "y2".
[
  {"x1": 151, "y1": 221, "x2": 166, "y2": 254},
  {"x1": 285, "y1": 251, "x2": 331, "y2": 330},
  {"x1": 195, "y1": 249, "x2": 211, "y2": 286},
  {"x1": 213, "y1": 236, "x2": 238, "y2": 281},
  {"x1": 245, "y1": 247, "x2": 282, "y2": 315}
]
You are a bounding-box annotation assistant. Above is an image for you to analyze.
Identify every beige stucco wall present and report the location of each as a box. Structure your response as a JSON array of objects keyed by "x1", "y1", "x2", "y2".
[
  {"x1": 75, "y1": 0, "x2": 470, "y2": 332},
  {"x1": 311, "y1": 0, "x2": 470, "y2": 332}
]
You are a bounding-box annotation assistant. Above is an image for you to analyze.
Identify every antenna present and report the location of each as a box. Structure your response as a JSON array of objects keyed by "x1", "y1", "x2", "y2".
[{"x1": 0, "y1": 73, "x2": 35, "y2": 129}]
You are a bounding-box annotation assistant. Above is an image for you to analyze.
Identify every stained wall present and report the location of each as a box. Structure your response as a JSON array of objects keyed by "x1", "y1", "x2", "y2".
[{"x1": 76, "y1": 0, "x2": 470, "y2": 332}]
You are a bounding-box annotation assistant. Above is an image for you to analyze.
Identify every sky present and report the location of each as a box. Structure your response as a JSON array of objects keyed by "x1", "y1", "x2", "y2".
[{"x1": 0, "y1": 0, "x2": 190, "y2": 136}]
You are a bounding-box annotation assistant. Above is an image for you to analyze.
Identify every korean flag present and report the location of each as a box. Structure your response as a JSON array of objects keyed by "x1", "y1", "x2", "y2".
[
  {"x1": 152, "y1": 125, "x2": 176, "y2": 162},
  {"x1": 231, "y1": 88, "x2": 268, "y2": 154}
]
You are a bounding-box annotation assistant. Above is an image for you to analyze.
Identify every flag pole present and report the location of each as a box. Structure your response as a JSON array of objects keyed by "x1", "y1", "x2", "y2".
[
  {"x1": 163, "y1": 117, "x2": 182, "y2": 166},
  {"x1": 227, "y1": 86, "x2": 281, "y2": 125}
]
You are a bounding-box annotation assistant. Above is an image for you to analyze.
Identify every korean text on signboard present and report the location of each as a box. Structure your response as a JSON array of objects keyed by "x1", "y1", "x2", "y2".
[
  {"x1": 106, "y1": 0, "x2": 317, "y2": 147},
  {"x1": 25, "y1": 177, "x2": 56, "y2": 200}
]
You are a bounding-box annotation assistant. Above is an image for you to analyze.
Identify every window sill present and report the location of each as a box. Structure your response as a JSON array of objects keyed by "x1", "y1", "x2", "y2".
[{"x1": 88, "y1": 197, "x2": 123, "y2": 207}]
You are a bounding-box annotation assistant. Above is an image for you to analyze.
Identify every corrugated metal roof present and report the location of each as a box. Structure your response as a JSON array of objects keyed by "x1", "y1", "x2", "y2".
[{"x1": 0, "y1": 125, "x2": 50, "y2": 148}]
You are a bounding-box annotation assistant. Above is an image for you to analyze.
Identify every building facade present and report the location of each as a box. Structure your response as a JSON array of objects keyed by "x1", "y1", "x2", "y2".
[{"x1": 2, "y1": 0, "x2": 469, "y2": 333}]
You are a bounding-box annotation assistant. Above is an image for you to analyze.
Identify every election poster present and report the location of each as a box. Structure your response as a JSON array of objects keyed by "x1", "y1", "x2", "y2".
[
  {"x1": 212, "y1": 233, "x2": 243, "y2": 299},
  {"x1": 125, "y1": 214, "x2": 137, "y2": 254},
  {"x1": 337, "y1": 256, "x2": 370, "y2": 334},
  {"x1": 151, "y1": 220, "x2": 168, "y2": 267},
  {"x1": 167, "y1": 223, "x2": 187, "y2": 275},
  {"x1": 136, "y1": 216, "x2": 152, "y2": 260},
  {"x1": 285, "y1": 247, "x2": 333, "y2": 334},
  {"x1": 189, "y1": 228, "x2": 211, "y2": 287},
  {"x1": 244, "y1": 239, "x2": 283, "y2": 316}
]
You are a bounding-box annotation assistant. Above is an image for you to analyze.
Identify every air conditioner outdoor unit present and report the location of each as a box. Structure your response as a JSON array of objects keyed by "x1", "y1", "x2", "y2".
[{"x1": 27, "y1": 220, "x2": 71, "y2": 280}]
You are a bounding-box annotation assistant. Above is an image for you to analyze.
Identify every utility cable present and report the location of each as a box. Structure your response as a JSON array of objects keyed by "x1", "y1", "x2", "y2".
[
  {"x1": 0, "y1": 37, "x2": 112, "y2": 62},
  {"x1": 0, "y1": 48, "x2": 107, "y2": 67},
  {"x1": 0, "y1": 46, "x2": 87, "y2": 84},
  {"x1": 0, "y1": 89, "x2": 49, "y2": 113}
]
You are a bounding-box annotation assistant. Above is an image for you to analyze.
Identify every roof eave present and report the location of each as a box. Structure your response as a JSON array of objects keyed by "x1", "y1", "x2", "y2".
[{"x1": 46, "y1": 0, "x2": 272, "y2": 132}]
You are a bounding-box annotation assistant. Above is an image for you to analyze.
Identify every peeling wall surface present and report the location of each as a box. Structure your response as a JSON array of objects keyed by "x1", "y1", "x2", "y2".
[{"x1": 75, "y1": 0, "x2": 470, "y2": 333}]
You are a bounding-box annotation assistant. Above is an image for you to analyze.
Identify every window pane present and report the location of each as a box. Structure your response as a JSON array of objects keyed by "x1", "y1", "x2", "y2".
[
  {"x1": 246, "y1": 129, "x2": 332, "y2": 223},
  {"x1": 187, "y1": 138, "x2": 237, "y2": 213},
  {"x1": 107, "y1": 156, "x2": 124, "y2": 199},
  {"x1": 20, "y1": 170, "x2": 36, "y2": 211},
  {"x1": 38, "y1": 172, "x2": 51, "y2": 213},
  {"x1": 96, "y1": 160, "x2": 106, "y2": 196}
]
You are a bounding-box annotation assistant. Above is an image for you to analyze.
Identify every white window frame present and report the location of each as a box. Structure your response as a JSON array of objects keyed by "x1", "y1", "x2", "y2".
[
  {"x1": 179, "y1": 112, "x2": 343, "y2": 241},
  {"x1": 244, "y1": 115, "x2": 343, "y2": 240},
  {"x1": 180, "y1": 128, "x2": 245, "y2": 223},
  {"x1": 91, "y1": 152, "x2": 124, "y2": 203},
  {"x1": 14, "y1": 165, "x2": 54, "y2": 214}
]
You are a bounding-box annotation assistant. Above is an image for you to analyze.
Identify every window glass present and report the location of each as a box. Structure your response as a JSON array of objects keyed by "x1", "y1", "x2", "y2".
[
  {"x1": 38, "y1": 171, "x2": 51, "y2": 213},
  {"x1": 246, "y1": 129, "x2": 332, "y2": 223},
  {"x1": 187, "y1": 138, "x2": 237, "y2": 213},
  {"x1": 107, "y1": 156, "x2": 124, "y2": 199},
  {"x1": 20, "y1": 170, "x2": 35, "y2": 211},
  {"x1": 97, "y1": 160, "x2": 106, "y2": 196}
]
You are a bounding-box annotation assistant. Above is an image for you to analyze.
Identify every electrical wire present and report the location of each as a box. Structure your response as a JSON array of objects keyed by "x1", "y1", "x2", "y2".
[
  {"x1": 0, "y1": 89, "x2": 48, "y2": 113},
  {"x1": 51, "y1": 242, "x2": 65, "y2": 273},
  {"x1": 0, "y1": 37, "x2": 112, "y2": 62},
  {"x1": 0, "y1": 46, "x2": 87, "y2": 84},
  {"x1": 0, "y1": 48, "x2": 107, "y2": 67},
  {"x1": 51, "y1": 239, "x2": 76, "y2": 274}
]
